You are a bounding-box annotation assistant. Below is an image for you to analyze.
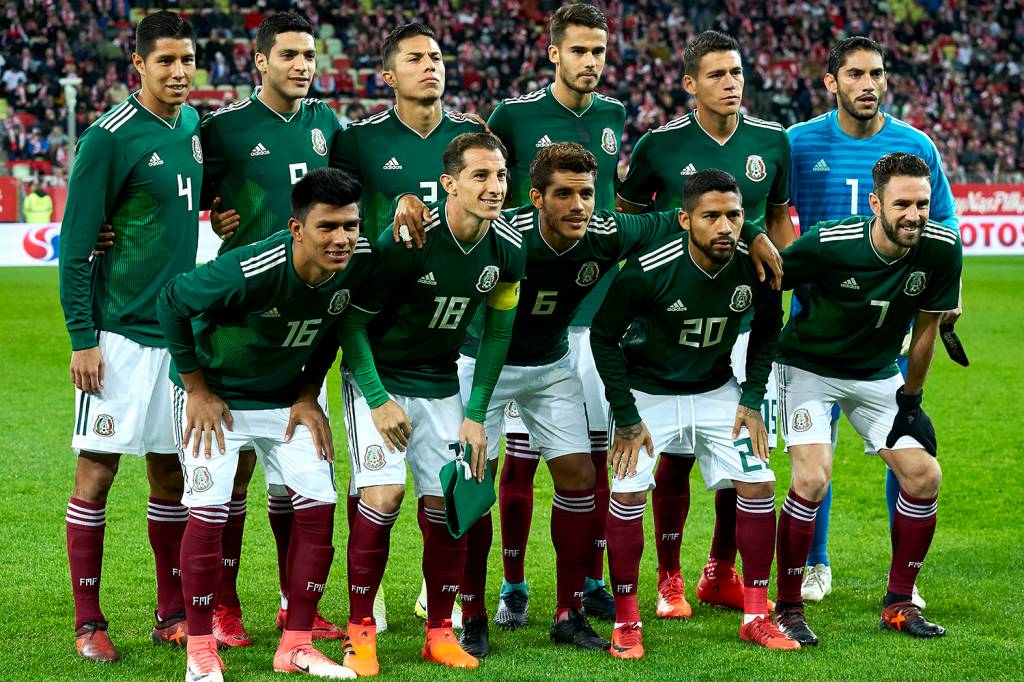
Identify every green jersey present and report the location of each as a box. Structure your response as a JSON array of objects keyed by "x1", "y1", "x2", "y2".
[
  {"x1": 59, "y1": 94, "x2": 203, "y2": 351},
  {"x1": 329, "y1": 108, "x2": 484, "y2": 241},
  {"x1": 778, "y1": 216, "x2": 962, "y2": 380},
  {"x1": 591, "y1": 233, "x2": 783, "y2": 426},
  {"x1": 351, "y1": 200, "x2": 526, "y2": 398},
  {"x1": 200, "y1": 90, "x2": 342, "y2": 253},
  {"x1": 157, "y1": 230, "x2": 374, "y2": 409}
]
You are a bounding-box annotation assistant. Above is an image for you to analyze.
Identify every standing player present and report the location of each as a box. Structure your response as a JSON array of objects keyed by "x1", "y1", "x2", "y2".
[
  {"x1": 773, "y1": 153, "x2": 959, "y2": 645},
  {"x1": 591, "y1": 170, "x2": 796, "y2": 658},
  {"x1": 58, "y1": 11, "x2": 200, "y2": 662},
  {"x1": 199, "y1": 11, "x2": 345, "y2": 645},
  {"x1": 787, "y1": 36, "x2": 960, "y2": 603},
  {"x1": 616, "y1": 30, "x2": 793, "y2": 617},
  {"x1": 159, "y1": 168, "x2": 369, "y2": 681}
]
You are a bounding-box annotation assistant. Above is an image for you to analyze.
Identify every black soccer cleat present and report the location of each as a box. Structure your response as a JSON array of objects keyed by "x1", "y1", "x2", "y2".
[
  {"x1": 581, "y1": 584, "x2": 616, "y2": 622},
  {"x1": 776, "y1": 606, "x2": 819, "y2": 647},
  {"x1": 493, "y1": 589, "x2": 529, "y2": 629},
  {"x1": 459, "y1": 614, "x2": 491, "y2": 658},
  {"x1": 880, "y1": 601, "x2": 946, "y2": 638},
  {"x1": 550, "y1": 609, "x2": 610, "y2": 651}
]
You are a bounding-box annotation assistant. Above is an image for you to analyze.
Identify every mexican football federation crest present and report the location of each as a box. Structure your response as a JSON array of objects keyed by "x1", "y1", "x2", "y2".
[
  {"x1": 364, "y1": 445, "x2": 386, "y2": 471},
  {"x1": 311, "y1": 128, "x2": 328, "y2": 157},
  {"x1": 792, "y1": 408, "x2": 812, "y2": 432},
  {"x1": 601, "y1": 127, "x2": 618, "y2": 155},
  {"x1": 904, "y1": 271, "x2": 927, "y2": 296},
  {"x1": 191, "y1": 135, "x2": 203, "y2": 164},
  {"x1": 328, "y1": 289, "x2": 351, "y2": 315},
  {"x1": 745, "y1": 154, "x2": 766, "y2": 182},
  {"x1": 729, "y1": 285, "x2": 753, "y2": 312},
  {"x1": 576, "y1": 261, "x2": 600, "y2": 287},
  {"x1": 476, "y1": 265, "x2": 500, "y2": 293},
  {"x1": 93, "y1": 414, "x2": 115, "y2": 437},
  {"x1": 193, "y1": 466, "x2": 213, "y2": 492},
  {"x1": 504, "y1": 400, "x2": 520, "y2": 420}
]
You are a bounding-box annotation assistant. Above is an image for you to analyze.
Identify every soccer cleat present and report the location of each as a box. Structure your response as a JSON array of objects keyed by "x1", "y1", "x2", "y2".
[
  {"x1": 212, "y1": 605, "x2": 253, "y2": 648},
  {"x1": 373, "y1": 586, "x2": 388, "y2": 634},
  {"x1": 880, "y1": 601, "x2": 945, "y2": 638},
  {"x1": 775, "y1": 606, "x2": 819, "y2": 647},
  {"x1": 75, "y1": 620, "x2": 121, "y2": 662},
  {"x1": 656, "y1": 573, "x2": 693, "y2": 619},
  {"x1": 185, "y1": 635, "x2": 225, "y2": 682},
  {"x1": 460, "y1": 614, "x2": 490, "y2": 659},
  {"x1": 276, "y1": 608, "x2": 346, "y2": 640},
  {"x1": 493, "y1": 588, "x2": 529, "y2": 629},
  {"x1": 415, "y1": 580, "x2": 463, "y2": 629},
  {"x1": 912, "y1": 584, "x2": 927, "y2": 610},
  {"x1": 550, "y1": 609, "x2": 610, "y2": 651},
  {"x1": 581, "y1": 583, "x2": 616, "y2": 621},
  {"x1": 274, "y1": 642, "x2": 355, "y2": 678},
  {"x1": 801, "y1": 563, "x2": 833, "y2": 602},
  {"x1": 695, "y1": 561, "x2": 775, "y2": 610},
  {"x1": 740, "y1": 616, "x2": 801, "y2": 650},
  {"x1": 609, "y1": 622, "x2": 644, "y2": 660},
  {"x1": 153, "y1": 611, "x2": 188, "y2": 647},
  {"x1": 422, "y1": 619, "x2": 479, "y2": 669},
  {"x1": 341, "y1": 618, "x2": 379, "y2": 677}
]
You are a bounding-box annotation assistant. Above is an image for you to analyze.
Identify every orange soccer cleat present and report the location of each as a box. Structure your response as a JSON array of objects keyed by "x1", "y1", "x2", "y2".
[
  {"x1": 655, "y1": 572, "x2": 693, "y2": 619},
  {"x1": 185, "y1": 634, "x2": 225, "y2": 682},
  {"x1": 342, "y1": 618, "x2": 380, "y2": 677},
  {"x1": 422, "y1": 619, "x2": 479, "y2": 669},
  {"x1": 274, "y1": 635, "x2": 355, "y2": 678},
  {"x1": 740, "y1": 616, "x2": 801, "y2": 650},
  {"x1": 609, "y1": 622, "x2": 644, "y2": 660},
  {"x1": 276, "y1": 608, "x2": 346, "y2": 640}
]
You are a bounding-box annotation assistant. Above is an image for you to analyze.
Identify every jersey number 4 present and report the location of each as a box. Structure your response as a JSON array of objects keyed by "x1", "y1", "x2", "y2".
[{"x1": 177, "y1": 174, "x2": 193, "y2": 211}]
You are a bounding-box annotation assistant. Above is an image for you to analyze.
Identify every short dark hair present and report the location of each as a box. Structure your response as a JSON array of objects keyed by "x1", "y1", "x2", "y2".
[
  {"x1": 443, "y1": 133, "x2": 508, "y2": 177},
  {"x1": 827, "y1": 36, "x2": 885, "y2": 77},
  {"x1": 255, "y1": 12, "x2": 315, "y2": 57},
  {"x1": 549, "y1": 4, "x2": 608, "y2": 47},
  {"x1": 382, "y1": 23, "x2": 436, "y2": 71},
  {"x1": 683, "y1": 30, "x2": 740, "y2": 78},
  {"x1": 530, "y1": 142, "x2": 598, "y2": 194},
  {"x1": 872, "y1": 153, "x2": 930, "y2": 196},
  {"x1": 136, "y1": 11, "x2": 194, "y2": 59},
  {"x1": 291, "y1": 168, "x2": 362, "y2": 222},
  {"x1": 683, "y1": 169, "x2": 742, "y2": 212}
]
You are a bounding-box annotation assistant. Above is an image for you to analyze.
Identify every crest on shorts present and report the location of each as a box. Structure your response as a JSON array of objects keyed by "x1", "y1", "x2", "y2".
[
  {"x1": 191, "y1": 135, "x2": 203, "y2": 164},
  {"x1": 792, "y1": 408, "x2": 812, "y2": 432},
  {"x1": 904, "y1": 271, "x2": 927, "y2": 296},
  {"x1": 729, "y1": 285, "x2": 753, "y2": 312},
  {"x1": 93, "y1": 414, "x2": 115, "y2": 437},
  {"x1": 745, "y1": 154, "x2": 766, "y2": 182},
  {"x1": 328, "y1": 289, "x2": 351, "y2": 315},
  {"x1": 476, "y1": 265, "x2": 500, "y2": 293},
  {"x1": 193, "y1": 466, "x2": 213, "y2": 492},
  {"x1": 601, "y1": 127, "x2": 618, "y2": 155},
  {"x1": 311, "y1": 128, "x2": 328, "y2": 157},
  {"x1": 576, "y1": 261, "x2": 600, "y2": 287},
  {"x1": 504, "y1": 400, "x2": 520, "y2": 420},
  {"x1": 364, "y1": 445, "x2": 386, "y2": 471}
]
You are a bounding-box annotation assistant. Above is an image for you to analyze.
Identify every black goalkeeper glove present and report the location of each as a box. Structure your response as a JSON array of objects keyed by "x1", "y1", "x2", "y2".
[{"x1": 886, "y1": 387, "x2": 937, "y2": 456}]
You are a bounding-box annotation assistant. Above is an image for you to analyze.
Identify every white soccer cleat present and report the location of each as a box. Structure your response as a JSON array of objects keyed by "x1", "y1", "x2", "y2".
[
  {"x1": 912, "y1": 584, "x2": 927, "y2": 609},
  {"x1": 414, "y1": 579, "x2": 463, "y2": 630},
  {"x1": 374, "y1": 586, "x2": 388, "y2": 633},
  {"x1": 185, "y1": 637, "x2": 225, "y2": 682},
  {"x1": 801, "y1": 563, "x2": 833, "y2": 602},
  {"x1": 273, "y1": 643, "x2": 356, "y2": 679}
]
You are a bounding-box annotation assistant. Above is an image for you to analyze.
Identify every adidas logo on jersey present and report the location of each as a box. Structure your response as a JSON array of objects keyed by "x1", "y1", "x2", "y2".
[
  {"x1": 148, "y1": 153, "x2": 164, "y2": 167},
  {"x1": 535, "y1": 135, "x2": 553, "y2": 148},
  {"x1": 813, "y1": 159, "x2": 830, "y2": 172},
  {"x1": 667, "y1": 299, "x2": 688, "y2": 311},
  {"x1": 679, "y1": 163, "x2": 697, "y2": 176},
  {"x1": 841, "y1": 277, "x2": 860, "y2": 290},
  {"x1": 417, "y1": 272, "x2": 437, "y2": 285},
  {"x1": 250, "y1": 143, "x2": 270, "y2": 157},
  {"x1": 383, "y1": 157, "x2": 403, "y2": 170},
  {"x1": 261, "y1": 307, "x2": 281, "y2": 318}
]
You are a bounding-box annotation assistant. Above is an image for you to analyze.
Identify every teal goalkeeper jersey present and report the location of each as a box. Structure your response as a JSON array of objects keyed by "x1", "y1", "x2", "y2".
[{"x1": 59, "y1": 93, "x2": 202, "y2": 350}]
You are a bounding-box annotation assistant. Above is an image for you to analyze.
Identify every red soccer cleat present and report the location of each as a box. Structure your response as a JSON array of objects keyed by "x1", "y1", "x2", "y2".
[
  {"x1": 212, "y1": 605, "x2": 253, "y2": 648},
  {"x1": 276, "y1": 608, "x2": 346, "y2": 640},
  {"x1": 656, "y1": 572, "x2": 693, "y2": 619},
  {"x1": 75, "y1": 621, "x2": 121, "y2": 662},
  {"x1": 740, "y1": 615, "x2": 801, "y2": 650},
  {"x1": 696, "y1": 561, "x2": 775, "y2": 611},
  {"x1": 609, "y1": 622, "x2": 644, "y2": 660}
]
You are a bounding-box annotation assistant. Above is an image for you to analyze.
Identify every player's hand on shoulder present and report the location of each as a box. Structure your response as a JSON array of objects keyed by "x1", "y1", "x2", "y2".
[
  {"x1": 610, "y1": 421, "x2": 654, "y2": 480},
  {"x1": 70, "y1": 346, "x2": 104, "y2": 394},
  {"x1": 459, "y1": 418, "x2": 488, "y2": 482},
  {"x1": 90, "y1": 224, "x2": 114, "y2": 258},
  {"x1": 392, "y1": 193, "x2": 431, "y2": 250},
  {"x1": 287, "y1": 391, "x2": 334, "y2": 461},
  {"x1": 370, "y1": 399, "x2": 412, "y2": 453},
  {"x1": 733, "y1": 405, "x2": 770, "y2": 461},
  {"x1": 210, "y1": 196, "x2": 240, "y2": 242},
  {"x1": 184, "y1": 388, "x2": 233, "y2": 459},
  {"x1": 749, "y1": 233, "x2": 783, "y2": 290}
]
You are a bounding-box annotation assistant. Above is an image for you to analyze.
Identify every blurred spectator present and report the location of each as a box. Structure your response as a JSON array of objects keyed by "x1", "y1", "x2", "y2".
[{"x1": 23, "y1": 181, "x2": 54, "y2": 223}]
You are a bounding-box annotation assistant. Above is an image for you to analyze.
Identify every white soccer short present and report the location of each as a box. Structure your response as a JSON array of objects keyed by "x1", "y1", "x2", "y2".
[
  {"x1": 341, "y1": 369, "x2": 462, "y2": 499},
  {"x1": 611, "y1": 379, "x2": 776, "y2": 494},
  {"x1": 730, "y1": 330, "x2": 780, "y2": 444},
  {"x1": 458, "y1": 352, "x2": 591, "y2": 462},
  {"x1": 569, "y1": 326, "x2": 611, "y2": 453},
  {"x1": 171, "y1": 385, "x2": 337, "y2": 507},
  {"x1": 777, "y1": 364, "x2": 922, "y2": 454},
  {"x1": 72, "y1": 331, "x2": 176, "y2": 456}
]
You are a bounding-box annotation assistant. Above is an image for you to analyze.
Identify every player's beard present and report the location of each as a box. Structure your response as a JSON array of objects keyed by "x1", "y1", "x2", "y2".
[
  {"x1": 838, "y1": 88, "x2": 879, "y2": 121},
  {"x1": 561, "y1": 69, "x2": 599, "y2": 96},
  {"x1": 692, "y1": 232, "x2": 736, "y2": 266},
  {"x1": 879, "y1": 211, "x2": 925, "y2": 248}
]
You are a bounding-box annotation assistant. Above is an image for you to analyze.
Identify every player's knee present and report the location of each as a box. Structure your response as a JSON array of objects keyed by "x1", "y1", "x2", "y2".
[
  {"x1": 359, "y1": 484, "x2": 404, "y2": 515},
  {"x1": 791, "y1": 468, "x2": 830, "y2": 501},
  {"x1": 232, "y1": 450, "x2": 258, "y2": 494},
  {"x1": 73, "y1": 453, "x2": 119, "y2": 503},
  {"x1": 146, "y1": 454, "x2": 184, "y2": 497},
  {"x1": 611, "y1": 490, "x2": 646, "y2": 507},
  {"x1": 906, "y1": 459, "x2": 942, "y2": 498},
  {"x1": 549, "y1": 453, "x2": 596, "y2": 490},
  {"x1": 735, "y1": 480, "x2": 775, "y2": 499}
]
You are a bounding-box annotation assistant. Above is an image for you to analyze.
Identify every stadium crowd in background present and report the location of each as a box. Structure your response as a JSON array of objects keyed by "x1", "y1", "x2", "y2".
[{"x1": 0, "y1": 0, "x2": 1021, "y2": 189}]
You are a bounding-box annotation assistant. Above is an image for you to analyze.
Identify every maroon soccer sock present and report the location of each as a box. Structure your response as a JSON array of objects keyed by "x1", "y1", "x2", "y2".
[
  {"x1": 180, "y1": 506, "x2": 228, "y2": 637},
  {"x1": 216, "y1": 493, "x2": 246, "y2": 610},
  {"x1": 346, "y1": 491, "x2": 359, "y2": 532},
  {"x1": 606, "y1": 498, "x2": 645, "y2": 623},
  {"x1": 736, "y1": 494, "x2": 776, "y2": 615},
  {"x1": 709, "y1": 488, "x2": 739, "y2": 564},
  {"x1": 498, "y1": 434, "x2": 539, "y2": 584},
  {"x1": 588, "y1": 439, "x2": 610, "y2": 580},
  {"x1": 776, "y1": 490, "x2": 821, "y2": 604},
  {"x1": 461, "y1": 512, "x2": 493, "y2": 618},
  {"x1": 285, "y1": 493, "x2": 335, "y2": 631},
  {"x1": 347, "y1": 500, "x2": 398, "y2": 623},
  {"x1": 652, "y1": 456, "x2": 694, "y2": 574},
  {"x1": 66, "y1": 497, "x2": 106, "y2": 628},
  {"x1": 887, "y1": 490, "x2": 938, "y2": 596},
  {"x1": 552, "y1": 488, "x2": 597, "y2": 610},
  {"x1": 267, "y1": 493, "x2": 293, "y2": 599},
  {"x1": 148, "y1": 496, "x2": 188, "y2": 618},
  {"x1": 418, "y1": 500, "x2": 467, "y2": 628}
]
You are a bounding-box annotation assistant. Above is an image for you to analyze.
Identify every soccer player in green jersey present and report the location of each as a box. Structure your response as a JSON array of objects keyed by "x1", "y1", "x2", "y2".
[
  {"x1": 158, "y1": 168, "x2": 370, "y2": 681},
  {"x1": 773, "y1": 153, "x2": 959, "y2": 646},
  {"x1": 58, "y1": 11, "x2": 200, "y2": 662},
  {"x1": 327, "y1": 133, "x2": 523, "y2": 675},
  {"x1": 617, "y1": 30, "x2": 794, "y2": 616},
  {"x1": 591, "y1": 169, "x2": 797, "y2": 658}
]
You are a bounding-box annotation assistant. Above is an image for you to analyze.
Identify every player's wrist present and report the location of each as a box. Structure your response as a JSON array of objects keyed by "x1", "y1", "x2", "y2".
[
  {"x1": 895, "y1": 386, "x2": 923, "y2": 409},
  {"x1": 69, "y1": 329, "x2": 99, "y2": 351},
  {"x1": 739, "y1": 391, "x2": 765, "y2": 411}
]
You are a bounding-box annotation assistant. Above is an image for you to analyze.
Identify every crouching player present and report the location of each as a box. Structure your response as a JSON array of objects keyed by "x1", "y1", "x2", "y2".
[{"x1": 157, "y1": 168, "x2": 372, "y2": 681}]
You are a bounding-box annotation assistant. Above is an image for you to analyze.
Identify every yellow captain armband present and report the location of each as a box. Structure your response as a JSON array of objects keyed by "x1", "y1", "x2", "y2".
[{"x1": 486, "y1": 281, "x2": 520, "y2": 310}]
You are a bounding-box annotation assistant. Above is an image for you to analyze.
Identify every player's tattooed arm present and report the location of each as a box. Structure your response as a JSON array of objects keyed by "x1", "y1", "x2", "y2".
[
  {"x1": 179, "y1": 370, "x2": 233, "y2": 459},
  {"x1": 748, "y1": 232, "x2": 784, "y2": 290},
  {"x1": 610, "y1": 421, "x2": 655, "y2": 480},
  {"x1": 732, "y1": 406, "x2": 770, "y2": 461},
  {"x1": 371, "y1": 400, "x2": 413, "y2": 453},
  {"x1": 287, "y1": 384, "x2": 335, "y2": 461},
  {"x1": 391, "y1": 193, "x2": 432, "y2": 249}
]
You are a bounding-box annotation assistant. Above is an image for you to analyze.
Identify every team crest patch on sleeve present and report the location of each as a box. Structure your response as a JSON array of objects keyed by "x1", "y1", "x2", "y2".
[
  {"x1": 576, "y1": 261, "x2": 600, "y2": 286},
  {"x1": 601, "y1": 127, "x2": 618, "y2": 155},
  {"x1": 192, "y1": 467, "x2": 214, "y2": 492},
  {"x1": 504, "y1": 400, "x2": 520, "y2": 420},
  {"x1": 904, "y1": 271, "x2": 927, "y2": 296},
  {"x1": 364, "y1": 445, "x2": 386, "y2": 471},
  {"x1": 745, "y1": 154, "x2": 766, "y2": 182},
  {"x1": 729, "y1": 285, "x2": 753, "y2": 312},
  {"x1": 93, "y1": 414, "x2": 115, "y2": 437},
  {"x1": 191, "y1": 135, "x2": 203, "y2": 164},
  {"x1": 311, "y1": 128, "x2": 328, "y2": 157},
  {"x1": 792, "y1": 408, "x2": 812, "y2": 432},
  {"x1": 328, "y1": 289, "x2": 351, "y2": 315},
  {"x1": 476, "y1": 265, "x2": 500, "y2": 292}
]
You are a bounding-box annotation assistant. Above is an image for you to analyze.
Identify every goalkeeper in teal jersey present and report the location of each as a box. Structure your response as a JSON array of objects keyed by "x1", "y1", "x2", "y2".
[
  {"x1": 58, "y1": 12, "x2": 200, "y2": 663},
  {"x1": 772, "y1": 153, "x2": 959, "y2": 647}
]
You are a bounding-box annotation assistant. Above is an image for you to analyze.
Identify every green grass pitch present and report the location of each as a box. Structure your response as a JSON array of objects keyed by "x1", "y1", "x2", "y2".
[{"x1": 2, "y1": 258, "x2": 1022, "y2": 680}]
